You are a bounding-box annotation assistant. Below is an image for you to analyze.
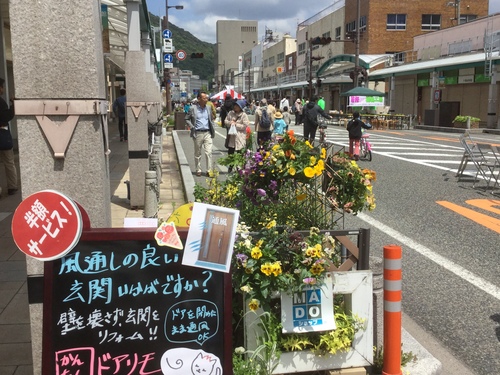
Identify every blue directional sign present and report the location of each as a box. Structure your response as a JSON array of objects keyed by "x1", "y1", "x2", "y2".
[
  {"x1": 162, "y1": 29, "x2": 172, "y2": 39},
  {"x1": 163, "y1": 54, "x2": 173, "y2": 63}
]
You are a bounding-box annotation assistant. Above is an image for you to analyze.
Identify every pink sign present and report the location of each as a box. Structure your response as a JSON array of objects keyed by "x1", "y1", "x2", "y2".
[{"x1": 11, "y1": 190, "x2": 83, "y2": 261}]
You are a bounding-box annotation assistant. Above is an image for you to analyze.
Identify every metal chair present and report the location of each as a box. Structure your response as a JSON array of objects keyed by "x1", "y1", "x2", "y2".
[{"x1": 458, "y1": 133, "x2": 500, "y2": 189}]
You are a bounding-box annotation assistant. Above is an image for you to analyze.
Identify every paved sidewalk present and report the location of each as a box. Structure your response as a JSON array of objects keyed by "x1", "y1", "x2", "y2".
[{"x1": 0, "y1": 128, "x2": 186, "y2": 375}]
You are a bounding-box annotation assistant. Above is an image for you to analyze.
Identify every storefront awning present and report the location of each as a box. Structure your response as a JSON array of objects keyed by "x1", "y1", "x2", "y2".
[{"x1": 369, "y1": 51, "x2": 500, "y2": 79}]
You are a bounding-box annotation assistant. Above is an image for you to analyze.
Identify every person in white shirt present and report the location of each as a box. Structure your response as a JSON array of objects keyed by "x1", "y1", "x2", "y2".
[{"x1": 279, "y1": 96, "x2": 290, "y2": 112}]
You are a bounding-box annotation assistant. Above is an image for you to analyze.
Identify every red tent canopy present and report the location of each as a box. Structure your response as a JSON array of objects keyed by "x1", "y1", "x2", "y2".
[{"x1": 211, "y1": 86, "x2": 245, "y2": 100}]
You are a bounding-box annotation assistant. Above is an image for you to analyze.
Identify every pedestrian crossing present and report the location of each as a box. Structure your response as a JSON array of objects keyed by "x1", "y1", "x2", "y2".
[{"x1": 312, "y1": 128, "x2": 486, "y2": 177}]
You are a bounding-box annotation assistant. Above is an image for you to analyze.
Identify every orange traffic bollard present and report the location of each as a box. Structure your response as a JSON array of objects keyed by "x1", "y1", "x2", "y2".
[{"x1": 383, "y1": 245, "x2": 402, "y2": 375}]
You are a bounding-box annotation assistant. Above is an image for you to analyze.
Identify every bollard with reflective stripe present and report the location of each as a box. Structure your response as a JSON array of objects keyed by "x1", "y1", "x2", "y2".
[{"x1": 383, "y1": 245, "x2": 402, "y2": 375}]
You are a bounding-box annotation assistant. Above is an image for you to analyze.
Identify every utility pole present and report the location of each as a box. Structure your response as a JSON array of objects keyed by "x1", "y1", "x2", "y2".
[
  {"x1": 162, "y1": 1, "x2": 171, "y2": 115},
  {"x1": 354, "y1": 0, "x2": 361, "y2": 88}
]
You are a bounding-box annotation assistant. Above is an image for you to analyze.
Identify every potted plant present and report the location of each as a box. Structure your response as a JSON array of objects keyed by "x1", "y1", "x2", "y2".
[{"x1": 452, "y1": 115, "x2": 481, "y2": 129}]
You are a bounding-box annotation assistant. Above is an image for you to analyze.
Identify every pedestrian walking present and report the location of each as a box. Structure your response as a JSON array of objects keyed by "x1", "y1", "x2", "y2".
[
  {"x1": 185, "y1": 91, "x2": 216, "y2": 177},
  {"x1": 279, "y1": 96, "x2": 290, "y2": 111},
  {"x1": 254, "y1": 98, "x2": 274, "y2": 147},
  {"x1": 273, "y1": 110, "x2": 287, "y2": 141},
  {"x1": 224, "y1": 99, "x2": 250, "y2": 172},
  {"x1": 112, "y1": 88, "x2": 127, "y2": 141},
  {"x1": 293, "y1": 99, "x2": 302, "y2": 125},
  {"x1": 0, "y1": 77, "x2": 17, "y2": 195},
  {"x1": 317, "y1": 96, "x2": 326, "y2": 110},
  {"x1": 220, "y1": 94, "x2": 234, "y2": 149},
  {"x1": 347, "y1": 111, "x2": 372, "y2": 160},
  {"x1": 302, "y1": 96, "x2": 331, "y2": 144}
]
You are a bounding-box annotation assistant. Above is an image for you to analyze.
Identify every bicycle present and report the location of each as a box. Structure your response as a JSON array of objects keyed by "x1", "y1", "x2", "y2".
[
  {"x1": 359, "y1": 132, "x2": 372, "y2": 161},
  {"x1": 318, "y1": 124, "x2": 328, "y2": 146}
]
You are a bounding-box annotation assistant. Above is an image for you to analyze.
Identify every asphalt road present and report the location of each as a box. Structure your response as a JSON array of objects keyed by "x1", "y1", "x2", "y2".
[{"x1": 177, "y1": 121, "x2": 500, "y2": 375}]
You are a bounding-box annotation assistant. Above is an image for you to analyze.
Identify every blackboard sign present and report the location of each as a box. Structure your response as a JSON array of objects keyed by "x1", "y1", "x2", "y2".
[{"x1": 42, "y1": 228, "x2": 232, "y2": 375}]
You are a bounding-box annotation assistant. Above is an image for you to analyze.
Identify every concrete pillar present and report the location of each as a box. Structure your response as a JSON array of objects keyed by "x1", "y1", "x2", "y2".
[
  {"x1": 9, "y1": 1, "x2": 111, "y2": 372},
  {"x1": 125, "y1": 0, "x2": 163, "y2": 208}
]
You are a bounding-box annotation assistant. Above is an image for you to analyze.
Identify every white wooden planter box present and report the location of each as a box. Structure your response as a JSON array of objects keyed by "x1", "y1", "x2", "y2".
[{"x1": 244, "y1": 271, "x2": 373, "y2": 374}]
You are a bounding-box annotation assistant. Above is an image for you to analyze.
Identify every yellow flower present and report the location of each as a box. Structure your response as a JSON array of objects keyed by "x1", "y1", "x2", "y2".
[
  {"x1": 310, "y1": 263, "x2": 324, "y2": 275},
  {"x1": 305, "y1": 140, "x2": 313, "y2": 149},
  {"x1": 289, "y1": 166, "x2": 296, "y2": 176},
  {"x1": 304, "y1": 167, "x2": 315, "y2": 178},
  {"x1": 240, "y1": 285, "x2": 253, "y2": 293},
  {"x1": 251, "y1": 247, "x2": 262, "y2": 259},
  {"x1": 271, "y1": 261, "x2": 282, "y2": 276},
  {"x1": 310, "y1": 156, "x2": 317, "y2": 166},
  {"x1": 320, "y1": 147, "x2": 327, "y2": 159},
  {"x1": 261, "y1": 263, "x2": 273, "y2": 276},
  {"x1": 248, "y1": 299, "x2": 260, "y2": 311},
  {"x1": 272, "y1": 144, "x2": 280, "y2": 151},
  {"x1": 256, "y1": 239, "x2": 264, "y2": 247},
  {"x1": 296, "y1": 193, "x2": 307, "y2": 201},
  {"x1": 305, "y1": 247, "x2": 316, "y2": 257},
  {"x1": 266, "y1": 220, "x2": 277, "y2": 229}
]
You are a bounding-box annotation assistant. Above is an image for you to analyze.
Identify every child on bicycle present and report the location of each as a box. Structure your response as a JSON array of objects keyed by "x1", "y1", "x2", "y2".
[{"x1": 346, "y1": 111, "x2": 372, "y2": 161}]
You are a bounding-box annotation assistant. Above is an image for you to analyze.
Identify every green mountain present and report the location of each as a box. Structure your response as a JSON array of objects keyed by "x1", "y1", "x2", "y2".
[{"x1": 149, "y1": 13, "x2": 215, "y2": 81}]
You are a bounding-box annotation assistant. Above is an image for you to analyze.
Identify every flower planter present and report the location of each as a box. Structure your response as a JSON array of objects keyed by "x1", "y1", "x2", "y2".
[
  {"x1": 453, "y1": 121, "x2": 479, "y2": 129},
  {"x1": 244, "y1": 271, "x2": 373, "y2": 374}
]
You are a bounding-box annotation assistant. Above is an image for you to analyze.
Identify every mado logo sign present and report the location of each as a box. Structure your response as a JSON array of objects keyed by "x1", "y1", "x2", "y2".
[
  {"x1": 281, "y1": 274, "x2": 335, "y2": 333},
  {"x1": 293, "y1": 289, "x2": 323, "y2": 325}
]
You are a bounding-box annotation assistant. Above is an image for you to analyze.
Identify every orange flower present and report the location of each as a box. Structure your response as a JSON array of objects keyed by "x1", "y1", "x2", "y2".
[{"x1": 287, "y1": 129, "x2": 295, "y2": 136}]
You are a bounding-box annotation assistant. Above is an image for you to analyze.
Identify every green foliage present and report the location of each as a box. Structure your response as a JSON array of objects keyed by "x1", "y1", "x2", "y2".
[
  {"x1": 232, "y1": 312, "x2": 280, "y2": 375},
  {"x1": 372, "y1": 345, "x2": 418, "y2": 374},
  {"x1": 453, "y1": 115, "x2": 481, "y2": 123},
  {"x1": 280, "y1": 305, "x2": 365, "y2": 356},
  {"x1": 149, "y1": 13, "x2": 214, "y2": 80}
]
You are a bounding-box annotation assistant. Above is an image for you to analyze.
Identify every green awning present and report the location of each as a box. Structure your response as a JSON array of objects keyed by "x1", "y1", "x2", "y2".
[{"x1": 340, "y1": 87, "x2": 385, "y2": 97}]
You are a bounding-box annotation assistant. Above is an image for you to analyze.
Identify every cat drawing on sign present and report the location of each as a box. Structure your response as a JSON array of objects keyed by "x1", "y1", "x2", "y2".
[{"x1": 161, "y1": 347, "x2": 222, "y2": 375}]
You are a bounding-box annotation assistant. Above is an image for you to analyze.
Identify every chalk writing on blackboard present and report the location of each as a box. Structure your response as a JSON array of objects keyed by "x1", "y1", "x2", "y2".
[{"x1": 45, "y1": 239, "x2": 229, "y2": 375}]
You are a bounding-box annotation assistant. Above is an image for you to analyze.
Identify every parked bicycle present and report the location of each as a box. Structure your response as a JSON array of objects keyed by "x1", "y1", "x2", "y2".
[{"x1": 359, "y1": 132, "x2": 372, "y2": 161}]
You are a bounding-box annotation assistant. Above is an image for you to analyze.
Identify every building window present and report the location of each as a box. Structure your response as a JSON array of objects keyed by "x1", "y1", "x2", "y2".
[
  {"x1": 277, "y1": 52, "x2": 284, "y2": 64},
  {"x1": 335, "y1": 26, "x2": 341, "y2": 40},
  {"x1": 360, "y1": 16, "x2": 367, "y2": 32},
  {"x1": 269, "y1": 56, "x2": 275, "y2": 66},
  {"x1": 460, "y1": 14, "x2": 477, "y2": 24},
  {"x1": 241, "y1": 26, "x2": 257, "y2": 33},
  {"x1": 387, "y1": 14, "x2": 406, "y2": 30},
  {"x1": 298, "y1": 42, "x2": 306, "y2": 55},
  {"x1": 422, "y1": 14, "x2": 441, "y2": 30},
  {"x1": 346, "y1": 20, "x2": 356, "y2": 32},
  {"x1": 264, "y1": 59, "x2": 268, "y2": 68},
  {"x1": 322, "y1": 31, "x2": 331, "y2": 39}
]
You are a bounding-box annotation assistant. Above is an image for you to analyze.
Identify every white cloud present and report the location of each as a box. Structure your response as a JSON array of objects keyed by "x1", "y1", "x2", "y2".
[{"x1": 146, "y1": 0, "x2": 334, "y2": 43}]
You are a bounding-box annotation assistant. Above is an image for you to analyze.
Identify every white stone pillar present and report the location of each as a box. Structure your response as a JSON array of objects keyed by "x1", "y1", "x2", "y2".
[{"x1": 9, "y1": 1, "x2": 111, "y2": 372}]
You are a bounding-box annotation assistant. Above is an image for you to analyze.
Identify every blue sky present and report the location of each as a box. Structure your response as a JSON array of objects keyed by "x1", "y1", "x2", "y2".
[{"x1": 145, "y1": 0, "x2": 500, "y2": 44}]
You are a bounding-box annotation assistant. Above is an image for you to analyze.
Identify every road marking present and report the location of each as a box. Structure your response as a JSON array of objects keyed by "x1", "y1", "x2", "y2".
[
  {"x1": 436, "y1": 200, "x2": 500, "y2": 234},
  {"x1": 465, "y1": 199, "x2": 500, "y2": 215},
  {"x1": 357, "y1": 212, "x2": 500, "y2": 301}
]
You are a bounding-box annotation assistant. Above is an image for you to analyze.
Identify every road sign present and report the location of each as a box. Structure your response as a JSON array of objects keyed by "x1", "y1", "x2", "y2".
[
  {"x1": 164, "y1": 62, "x2": 173, "y2": 69},
  {"x1": 163, "y1": 53, "x2": 173, "y2": 63},
  {"x1": 11, "y1": 190, "x2": 83, "y2": 261},
  {"x1": 176, "y1": 50, "x2": 187, "y2": 61},
  {"x1": 170, "y1": 82, "x2": 175, "y2": 87},
  {"x1": 162, "y1": 29, "x2": 172, "y2": 39},
  {"x1": 163, "y1": 38, "x2": 173, "y2": 53}
]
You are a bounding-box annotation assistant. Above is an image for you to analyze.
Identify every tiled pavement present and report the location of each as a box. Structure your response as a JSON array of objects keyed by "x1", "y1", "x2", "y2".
[{"x1": 0, "y1": 128, "x2": 187, "y2": 375}]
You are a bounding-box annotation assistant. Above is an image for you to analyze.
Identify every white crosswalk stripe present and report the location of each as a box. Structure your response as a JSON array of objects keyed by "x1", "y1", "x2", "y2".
[{"x1": 315, "y1": 127, "x2": 496, "y2": 180}]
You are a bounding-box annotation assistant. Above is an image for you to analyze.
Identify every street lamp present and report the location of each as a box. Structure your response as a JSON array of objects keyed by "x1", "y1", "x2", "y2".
[{"x1": 163, "y1": 0, "x2": 183, "y2": 115}]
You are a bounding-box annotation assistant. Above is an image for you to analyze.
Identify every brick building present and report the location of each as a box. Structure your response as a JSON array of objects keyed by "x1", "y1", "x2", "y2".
[{"x1": 344, "y1": 0, "x2": 489, "y2": 55}]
